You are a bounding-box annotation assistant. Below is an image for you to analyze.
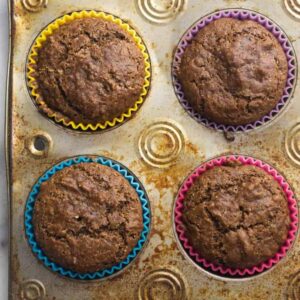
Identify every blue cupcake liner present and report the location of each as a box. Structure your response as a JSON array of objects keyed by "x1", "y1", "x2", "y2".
[{"x1": 24, "y1": 156, "x2": 151, "y2": 280}]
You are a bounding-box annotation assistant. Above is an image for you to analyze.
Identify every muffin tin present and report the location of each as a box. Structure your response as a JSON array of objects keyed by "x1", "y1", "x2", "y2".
[{"x1": 6, "y1": 0, "x2": 300, "y2": 299}]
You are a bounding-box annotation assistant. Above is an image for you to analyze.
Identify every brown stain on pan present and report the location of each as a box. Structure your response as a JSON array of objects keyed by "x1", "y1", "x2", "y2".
[
  {"x1": 97, "y1": 150, "x2": 125, "y2": 162},
  {"x1": 140, "y1": 233, "x2": 179, "y2": 267},
  {"x1": 13, "y1": 1, "x2": 36, "y2": 39},
  {"x1": 131, "y1": 139, "x2": 204, "y2": 195},
  {"x1": 125, "y1": 141, "x2": 204, "y2": 275},
  {"x1": 185, "y1": 141, "x2": 198, "y2": 156}
]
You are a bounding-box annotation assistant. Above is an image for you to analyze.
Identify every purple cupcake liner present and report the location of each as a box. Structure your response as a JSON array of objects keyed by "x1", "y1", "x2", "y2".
[{"x1": 172, "y1": 9, "x2": 297, "y2": 132}]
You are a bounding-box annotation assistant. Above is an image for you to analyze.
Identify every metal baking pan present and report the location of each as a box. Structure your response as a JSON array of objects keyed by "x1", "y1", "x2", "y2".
[{"x1": 6, "y1": 0, "x2": 300, "y2": 299}]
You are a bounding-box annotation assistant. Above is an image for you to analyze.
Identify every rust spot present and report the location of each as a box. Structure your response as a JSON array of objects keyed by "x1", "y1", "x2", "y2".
[
  {"x1": 130, "y1": 160, "x2": 192, "y2": 194},
  {"x1": 13, "y1": 1, "x2": 36, "y2": 38},
  {"x1": 98, "y1": 150, "x2": 125, "y2": 162},
  {"x1": 185, "y1": 141, "x2": 198, "y2": 156}
]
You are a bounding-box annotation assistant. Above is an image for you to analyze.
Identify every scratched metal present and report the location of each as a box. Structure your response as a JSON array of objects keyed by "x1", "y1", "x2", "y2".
[{"x1": 6, "y1": 0, "x2": 300, "y2": 299}]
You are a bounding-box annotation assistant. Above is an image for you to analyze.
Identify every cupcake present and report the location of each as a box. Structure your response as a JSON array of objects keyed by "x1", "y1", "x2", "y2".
[
  {"x1": 173, "y1": 10, "x2": 296, "y2": 131},
  {"x1": 25, "y1": 157, "x2": 151, "y2": 279},
  {"x1": 177, "y1": 18, "x2": 287, "y2": 126},
  {"x1": 27, "y1": 11, "x2": 151, "y2": 131},
  {"x1": 174, "y1": 156, "x2": 298, "y2": 277}
]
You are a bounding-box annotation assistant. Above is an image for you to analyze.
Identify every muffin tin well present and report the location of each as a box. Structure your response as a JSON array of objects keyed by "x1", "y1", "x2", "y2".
[
  {"x1": 26, "y1": 10, "x2": 151, "y2": 132},
  {"x1": 24, "y1": 156, "x2": 151, "y2": 280},
  {"x1": 173, "y1": 155, "x2": 298, "y2": 281},
  {"x1": 7, "y1": 0, "x2": 300, "y2": 299},
  {"x1": 172, "y1": 9, "x2": 297, "y2": 132}
]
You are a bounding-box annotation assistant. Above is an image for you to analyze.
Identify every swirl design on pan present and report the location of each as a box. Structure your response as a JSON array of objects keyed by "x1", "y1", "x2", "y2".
[
  {"x1": 136, "y1": 0, "x2": 186, "y2": 24},
  {"x1": 285, "y1": 123, "x2": 300, "y2": 166},
  {"x1": 20, "y1": 280, "x2": 46, "y2": 300},
  {"x1": 22, "y1": 0, "x2": 48, "y2": 12},
  {"x1": 139, "y1": 120, "x2": 185, "y2": 168},
  {"x1": 286, "y1": 271, "x2": 300, "y2": 300},
  {"x1": 284, "y1": 0, "x2": 300, "y2": 20},
  {"x1": 137, "y1": 269, "x2": 187, "y2": 300}
]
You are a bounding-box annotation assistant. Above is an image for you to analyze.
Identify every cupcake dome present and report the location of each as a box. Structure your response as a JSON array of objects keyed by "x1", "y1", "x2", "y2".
[
  {"x1": 174, "y1": 155, "x2": 298, "y2": 277},
  {"x1": 177, "y1": 17, "x2": 288, "y2": 126},
  {"x1": 34, "y1": 17, "x2": 144, "y2": 125},
  {"x1": 31, "y1": 162, "x2": 144, "y2": 274},
  {"x1": 181, "y1": 160, "x2": 290, "y2": 269},
  {"x1": 27, "y1": 11, "x2": 151, "y2": 131}
]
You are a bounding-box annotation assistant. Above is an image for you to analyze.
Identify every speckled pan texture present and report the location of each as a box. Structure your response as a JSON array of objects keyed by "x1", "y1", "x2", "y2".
[{"x1": 7, "y1": 0, "x2": 300, "y2": 300}]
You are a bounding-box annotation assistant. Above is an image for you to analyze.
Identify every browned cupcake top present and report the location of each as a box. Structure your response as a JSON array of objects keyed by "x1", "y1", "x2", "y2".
[
  {"x1": 33, "y1": 162, "x2": 143, "y2": 273},
  {"x1": 178, "y1": 18, "x2": 288, "y2": 126},
  {"x1": 182, "y1": 161, "x2": 290, "y2": 269},
  {"x1": 34, "y1": 17, "x2": 145, "y2": 125}
]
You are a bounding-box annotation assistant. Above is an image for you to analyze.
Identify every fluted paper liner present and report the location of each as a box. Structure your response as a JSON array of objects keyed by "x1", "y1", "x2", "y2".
[
  {"x1": 25, "y1": 156, "x2": 151, "y2": 280},
  {"x1": 27, "y1": 10, "x2": 151, "y2": 131},
  {"x1": 172, "y1": 9, "x2": 297, "y2": 132},
  {"x1": 174, "y1": 155, "x2": 298, "y2": 278}
]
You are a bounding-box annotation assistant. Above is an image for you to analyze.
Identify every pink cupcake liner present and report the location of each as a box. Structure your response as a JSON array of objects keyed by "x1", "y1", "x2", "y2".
[
  {"x1": 174, "y1": 155, "x2": 299, "y2": 278},
  {"x1": 172, "y1": 9, "x2": 297, "y2": 132}
]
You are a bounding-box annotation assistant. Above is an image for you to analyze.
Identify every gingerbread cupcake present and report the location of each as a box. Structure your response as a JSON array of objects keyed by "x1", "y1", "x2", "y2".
[
  {"x1": 27, "y1": 11, "x2": 151, "y2": 131},
  {"x1": 25, "y1": 156, "x2": 151, "y2": 279}
]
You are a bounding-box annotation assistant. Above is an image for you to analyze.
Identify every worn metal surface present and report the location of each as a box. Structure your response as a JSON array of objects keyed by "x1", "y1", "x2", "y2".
[{"x1": 7, "y1": 0, "x2": 300, "y2": 299}]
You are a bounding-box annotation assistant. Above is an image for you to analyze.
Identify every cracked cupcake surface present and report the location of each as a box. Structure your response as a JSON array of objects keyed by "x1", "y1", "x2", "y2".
[
  {"x1": 34, "y1": 17, "x2": 145, "y2": 125},
  {"x1": 32, "y1": 162, "x2": 143, "y2": 274},
  {"x1": 178, "y1": 18, "x2": 288, "y2": 126},
  {"x1": 182, "y1": 161, "x2": 290, "y2": 269}
]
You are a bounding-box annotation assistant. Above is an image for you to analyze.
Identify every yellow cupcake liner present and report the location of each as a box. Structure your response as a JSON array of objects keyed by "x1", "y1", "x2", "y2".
[{"x1": 27, "y1": 10, "x2": 151, "y2": 131}]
